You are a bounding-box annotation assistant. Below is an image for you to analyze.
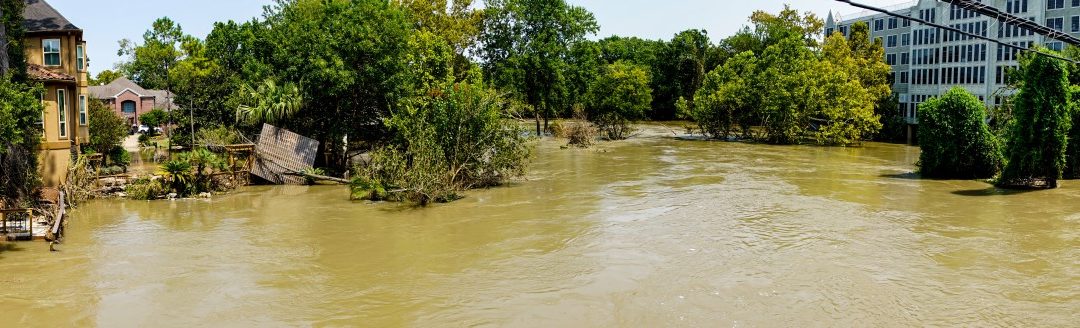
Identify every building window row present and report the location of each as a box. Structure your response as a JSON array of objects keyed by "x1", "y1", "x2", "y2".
[
  {"x1": 912, "y1": 48, "x2": 938, "y2": 65},
  {"x1": 1006, "y1": 0, "x2": 1029, "y2": 14},
  {"x1": 919, "y1": 9, "x2": 937, "y2": 24},
  {"x1": 941, "y1": 66, "x2": 987, "y2": 85},
  {"x1": 997, "y1": 41, "x2": 1034, "y2": 62},
  {"x1": 944, "y1": 21, "x2": 988, "y2": 42},
  {"x1": 912, "y1": 68, "x2": 939, "y2": 85},
  {"x1": 1048, "y1": 0, "x2": 1065, "y2": 10},
  {"x1": 913, "y1": 28, "x2": 939, "y2": 45},
  {"x1": 942, "y1": 44, "x2": 987, "y2": 63},
  {"x1": 998, "y1": 18, "x2": 1037, "y2": 38},
  {"x1": 948, "y1": 5, "x2": 981, "y2": 20}
]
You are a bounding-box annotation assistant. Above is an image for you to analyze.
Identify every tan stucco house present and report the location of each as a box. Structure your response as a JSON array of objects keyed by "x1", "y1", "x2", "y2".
[{"x1": 23, "y1": 0, "x2": 89, "y2": 187}]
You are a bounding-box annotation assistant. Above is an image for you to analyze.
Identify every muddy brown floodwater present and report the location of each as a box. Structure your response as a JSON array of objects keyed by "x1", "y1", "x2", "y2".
[{"x1": 1, "y1": 128, "x2": 1077, "y2": 327}]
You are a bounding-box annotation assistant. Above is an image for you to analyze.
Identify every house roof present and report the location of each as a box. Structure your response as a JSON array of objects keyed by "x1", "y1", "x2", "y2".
[
  {"x1": 27, "y1": 63, "x2": 75, "y2": 82},
  {"x1": 88, "y1": 77, "x2": 180, "y2": 110},
  {"x1": 23, "y1": 0, "x2": 80, "y2": 33},
  {"x1": 89, "y1": 77, "x2": 150, "y2": 99}
]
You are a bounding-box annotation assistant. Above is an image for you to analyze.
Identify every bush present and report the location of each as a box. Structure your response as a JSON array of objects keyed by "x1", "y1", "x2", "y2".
[
  {"x1": 138, "y1": 133, "x2": 152, "y2": 146},
  {"x1": 353, "y1": 82, "x2": 532, "y2": 205},
  {"x1": 196, "y1": 125, "x2": 244, "y2": 147},
  {"x1": 999, "y1": 50, "x2": 1074, "y2": 188},
  {"x1": 126, "y1": 177, "x2": 166, "y2": 200},
  {"x1": 917, "y1": 88, "x2": 1002, "y2": 179},
  {"x1": 586, "y1": 61, "x2": 651, "y2": 140},
  {"x1": 88, "y1": 98, "x2": 128, "y2": 153},
  {"x1": 139, "y1": 108, "x2": 167, "y2": 135},
  {"x1": 108, "y1": 146, "x2": 131, "y2": 169},
  {"x1": 1066, "y1": 107, "x2": 1080, "y2": 179}
]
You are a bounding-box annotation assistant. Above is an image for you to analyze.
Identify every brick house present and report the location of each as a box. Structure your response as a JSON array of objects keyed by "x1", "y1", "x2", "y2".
[
  {"x1": 88, "y1": 77, "x2": 176, "y2": 127},
  {"x1": 23, "y1": 0, "x2": 90, "y2": 187}
]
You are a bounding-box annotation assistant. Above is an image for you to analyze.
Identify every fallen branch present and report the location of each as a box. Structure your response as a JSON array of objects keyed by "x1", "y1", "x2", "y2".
[{"x1": 282, "y1": 171, "x2": 350, "y2": 184}]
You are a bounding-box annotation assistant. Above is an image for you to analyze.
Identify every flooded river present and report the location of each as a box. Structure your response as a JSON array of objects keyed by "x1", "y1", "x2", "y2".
[{"x1": 1, "y1": 131, "x2": 1077, "y2": 327}]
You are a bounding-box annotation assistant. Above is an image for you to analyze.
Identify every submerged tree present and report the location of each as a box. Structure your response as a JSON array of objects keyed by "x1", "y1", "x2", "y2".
[
  {"x1": 586, "y1": 61, "x2": 652, "y2": 140},
  {"x1": 999, "y1": 50, "x2": 1074, "y2": 188},
  {"x1": 917, "y1": 87, "x2": 1002, "y2": 179}
]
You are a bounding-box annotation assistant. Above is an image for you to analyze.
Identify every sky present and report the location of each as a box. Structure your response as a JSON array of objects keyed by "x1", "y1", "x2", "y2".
[{"x1": 45, "y1": 0, "x2": 910, "y2": 74}]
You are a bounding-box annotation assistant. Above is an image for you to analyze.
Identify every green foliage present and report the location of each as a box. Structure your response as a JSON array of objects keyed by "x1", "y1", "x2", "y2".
[
  {"x1": 139, "y1": 108, "x2": 167, "y2": 134},
  {"x1": 652, "y1": 29, "x2": 711, "y2": 120},
  {"x1": 235, "y1": 79, "x2": 303, "y2": 125},
  {"x1": 1067, "y1": 105, "x2": 1080, "y2": 179},
  {"x1": 0, "y1": 75, "x2": 42, "y2": 204},
  {"x1": 117, "y1": 17, "x2": 191, "y2": 90},
  {"x1": 355, "y1": 82, "x2": 532, "y2": 205},
  {"x1": 108, "y1": 147, "x2": 132, "y2": 168},
  {"x1": 875, "y1": 94, "x2": 906, "y2": 143},
  {"x1": 195, "y1": 125, "x2": 243, "y2": 147},
  {"x1": 89, "y1": 69, "x2": 123, "y2": 86},
  {"x1": 126, "y1": 177, "x2": 166, "y2": 200},
  {"x1": 917, "y1": 87, "x2": 1002, "y2": 179},
  {"x1": 138, "y1": 133, "x2": 152, "y2": 145},
  {"x1": 999, "y1": 49, "x2": 1074, "y2": 188},
  {"x1": 301, "y1": 167, "x2": 326, "y2": 185},
  {"x1": 1, "y1": 0, "x2": 28, "y2": 82},
  {"x1": 158, "y1": 148, "x2": 226, "y2": 196},
  {"x1": 88, "y1": 98, "x2": 128, "y2": 153},
  {"x1": 692, "y1": 51, "x2": 757, "y2": 140},
  {"x1": 159, "y1": 158, "x2": 194, "y2": 194},
  {"x1": 478, "y1": 0, "x2": 599, "y2": 134},
  {"x1": 586, "y1": 61, "x2": 652, "y2": 139}
]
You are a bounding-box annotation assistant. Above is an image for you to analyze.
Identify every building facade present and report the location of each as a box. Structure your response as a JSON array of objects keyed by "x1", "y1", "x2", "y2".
[
  {"x1": 826, "y1": 0, "x2": 1080, "y2": 141},
  {"x1": 89, "y1": 77, "x2": 176, "y2": 127},
  {"x1": 23, "y1": 0, "x2": 90, "y2": 187}
]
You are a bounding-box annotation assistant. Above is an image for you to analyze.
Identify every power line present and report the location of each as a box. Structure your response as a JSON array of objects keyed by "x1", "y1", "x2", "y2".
[{"x1": 833, "y1": 0, "x2": 1078, "y2": 64}]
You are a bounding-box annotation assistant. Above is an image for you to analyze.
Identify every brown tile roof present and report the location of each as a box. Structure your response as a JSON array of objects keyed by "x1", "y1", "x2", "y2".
[
  {"x1": 27, "y1": 63, "x2": 75, "y2": 82},
  {"x1": 23, "y1": 0, "x2": 80, "y2": 33}
]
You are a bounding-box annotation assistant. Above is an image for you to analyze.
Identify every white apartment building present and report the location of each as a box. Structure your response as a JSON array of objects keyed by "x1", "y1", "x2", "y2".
[{"x1": 826, "y1": 0, "x2": 1080, "y2": 138}]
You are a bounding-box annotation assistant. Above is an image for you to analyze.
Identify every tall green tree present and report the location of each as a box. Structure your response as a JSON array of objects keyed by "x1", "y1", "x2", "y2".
[
  {"x1": 391, "y1": 0, "x2": 481, "y2": 79},
  {"x1": 999, "y1": 49, "x2": 1074, "y2": 188},
  {"x1": 652, "y1": 29, "x2": 712, "y2": 120},
  {"x1": 586, "y1": 61, "x2": 652, "y2": 139},
  {"x1": 692, "y1": 51, "x2": 758, "y2": 139},
  {"x1": 478, "y1": 0, "x2": 599, "y2": 136},
  {"x1": 0, "y1": 77, "x2": 43, "y2": 205},
  {"x1": 1, "y1": 0, "x2": 27, "y2": 80},
  {"x1": 87, "y1": 98, "x2": 128, "y2": 153},
  {"x1": 917, "y1": 87, "x2": 1002, "y2": 179},
  {"x1": 117, "y1": 17, "x2": 190, "y2": 91}
]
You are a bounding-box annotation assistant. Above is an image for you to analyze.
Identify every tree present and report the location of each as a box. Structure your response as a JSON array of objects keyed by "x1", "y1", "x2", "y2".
[
  {"x1": 0, "y1": 76, "x2": 43, "y2": 205},
  {"x1": 812, "y1": 33, "x2": 881, "y2": 145},
  {"x1": 692, "y1": 51, "x2": 758, "y2": 139},
  {"x1": 999, "y1": 49, "x2": 1074, "y2": 188},
  {"x1": 139, "y1": 108, "x2": 167, "y2": 135},
  {"x1": 89, "y1": 69, "x2": 123, "y2": 86},
  {"x1": 116, "y1": 17, "x2": 189, "y2": 90},
  {"x1": 391, "y1": 0, "x2": 481, "y2": 79},
  {"x1": 1, "y1": 0, "x2": 27, "y2": 80},
  {"x1": 87, "y1": 98, "x2": 128, "y2": 153},
  {"x1": 917, "y1": 87, "x2": 1002, "y2": 179},
  {"x1": 235, "y1": 79, "x2": 303, "y2": 125},
  {"x1": 586, "y1": 61, "x2": 652, "y2": 139},
  {"x1": 652, "y1": 29, "x2": 711, "y2": 120},
  {"x1": 478, "y1": 0, "x2": 599, "y2": 136},
  {"x1": 757, "y1": 37, "x2": 816, "y2": 144}
]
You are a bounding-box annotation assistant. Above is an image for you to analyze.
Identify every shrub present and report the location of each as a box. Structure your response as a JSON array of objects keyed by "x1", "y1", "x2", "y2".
[
  {"x1": 138, "y1": 133, "x2": 152, "y2": 146},
  {"x1": 88, "y1": 98, "x2": 128, "y2": 153},
  {"x1": 353, "y1": 82, "x2": 532, "y2": 205},
  {"x1": 126, "y1": 177, "x2": 166, "y2": 200},
  {"x1": 139, "y1": 108, "x2": 167, "y2": 135},
  {"x1": 917, "y1": 87, "x2": 1002, "y2": 179},
  {"x1": 1066, "y1": 106, "x2": 1080, "y2": 179},
  {"x1": 196, "y1": 125, "x2": 244, "y2": 147},
  {"x1": 108, "y1": 146, "x2": 131, "y2": 169},
  {"x1": 586, "y1": 61, "x2": 651, "y2": 140},
  {"x1": 999, "y1": 50, "x2": 1074, "y2": 188}
]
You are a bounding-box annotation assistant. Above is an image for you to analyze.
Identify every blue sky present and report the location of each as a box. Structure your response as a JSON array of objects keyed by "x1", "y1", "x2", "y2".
[{"x1": 45, "y1": 0, "x2": 906, "y2": 74}]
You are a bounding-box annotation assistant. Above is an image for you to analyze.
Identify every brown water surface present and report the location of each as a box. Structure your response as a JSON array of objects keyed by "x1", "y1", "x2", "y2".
[{"x1": 1, "y1": 131, "x2": 1077, "y2": 327}]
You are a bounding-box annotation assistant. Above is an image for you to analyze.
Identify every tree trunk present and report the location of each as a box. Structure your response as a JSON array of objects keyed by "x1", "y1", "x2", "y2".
[{"x1": 534, "y1": 112, "x2": 541, "y2": 138}]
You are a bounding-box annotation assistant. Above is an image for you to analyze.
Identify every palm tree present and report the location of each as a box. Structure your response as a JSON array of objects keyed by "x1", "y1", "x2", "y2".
[{"x1": 236, "y1": 79, "x2": 303, "y2": 125}]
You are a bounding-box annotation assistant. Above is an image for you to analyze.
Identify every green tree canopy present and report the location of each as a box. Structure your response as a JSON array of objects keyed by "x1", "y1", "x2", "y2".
[
  {"x1": 586, "y1": 61, "x2": 652, "y2": 139},
  {"x1": 478, "y1": 0, "x2": 599, "y2": 135},
  {"x1": 999, "y1": 49, "x2": 1074, "y2": 188},
  {"x1": 117, "y1": 17, "x2": 191, "y2": 90},
  {"x1": 917, "y1": 87, "x2": 1002, "y2": 179},
  {"x1": 87, "y1": 98, "x2": 128, "y2": 153}
]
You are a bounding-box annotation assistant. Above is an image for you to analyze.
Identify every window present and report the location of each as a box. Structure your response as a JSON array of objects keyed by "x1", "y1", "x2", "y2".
[
  {"x1": 1048, "y1": 0, "x2": 1065, "y2": 10},
  {"x1": 902, "y1": 34, "x2": 910, "y2": 46},
  {"x1": 43, "y1": 39, "x2": 61, "y2": 67},
  {"x1": 888, "y1": 18, "x2": 898, "y2": 29},
  {"x1": 1074, "y1": 0, "x2": 1079, "y2": 7},
  {"x1": 826, "y1": 27, "x2": 835, "y2": 36},
  {"x1": 887, "y1": 35, "x2": 897, "y2": 48},
  {"x1": 121, "y1": 100, "x2": 136, "y2": 114},
  {"x1": 1047, "y1": 41, "x2": 1064, "y2": 51},
  {"x1": 37, "y1": 92, "x2": 45, "y2": 137},
  {"x1": 1047, "y1": 17, "x2": 1064, "y2": 31},
  {"x1": 875, "y1": 19, "x2": 884, "y2": 31},
  {"x1": 901, "y1": 52, "x2": 910, "y2": 65},
  {"x1": 1072, "y1": 16, "x2": 1079, "y2": 32},
  {"x1": 79, "y1": 95, "x2": 87, "y2": 126},
  {"x1": 886, "y1": 54, "x2": 897, "y2": 65},
  {"x1": 57, "y1": 90, "x2": 67, "y2": 138},
  {"x1": 77, "y1": 45, "x2": 85, "y2": 71}
]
